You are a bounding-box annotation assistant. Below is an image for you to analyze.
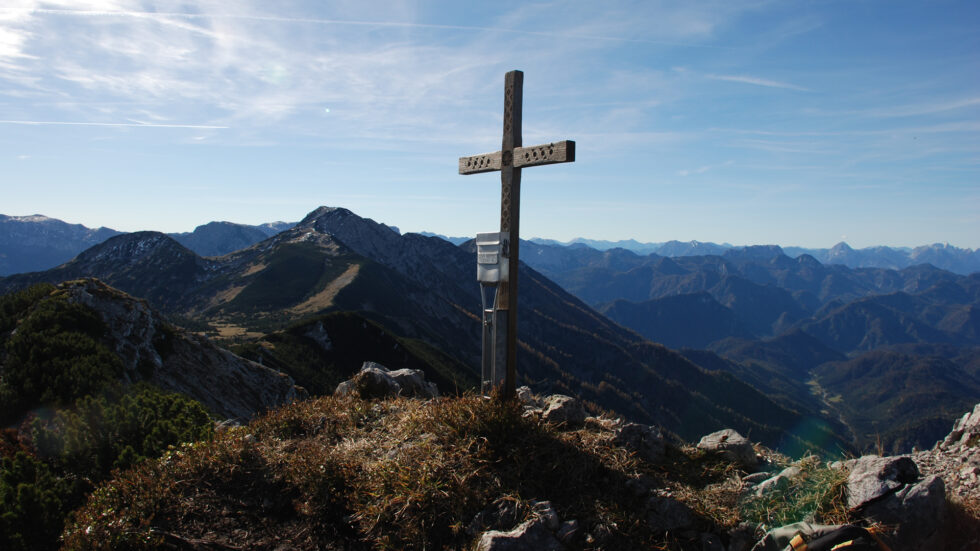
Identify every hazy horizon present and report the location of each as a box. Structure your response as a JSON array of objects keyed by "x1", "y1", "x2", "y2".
[{"x1": 3, "y1": 209, "x2": 975, "y2": 252}]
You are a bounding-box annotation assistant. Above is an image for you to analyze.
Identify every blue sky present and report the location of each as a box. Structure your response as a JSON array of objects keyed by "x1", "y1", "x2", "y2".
[{"x1": 1, "y1": 1, "x2": 977, "y2": 248}]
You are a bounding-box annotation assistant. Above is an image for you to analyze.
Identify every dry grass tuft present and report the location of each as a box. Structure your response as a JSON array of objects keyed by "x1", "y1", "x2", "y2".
[{"x1": 738, "y1": 456, "x2": 850, "y2": 530}]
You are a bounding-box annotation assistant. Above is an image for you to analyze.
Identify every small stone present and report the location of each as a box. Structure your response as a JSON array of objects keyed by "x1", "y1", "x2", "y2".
[
  {"x1": 697, "y1": 429, "x2": 758, "y2": 469},
  {"x1": 541, "y1": 395, "x2": 586, "y2": 428},
  {"x1": 475, "y1": 519, "x2": 565, "y2": 551},
  {"x1": 754, "y1": 474, "x2": 790, "y2": 497}
]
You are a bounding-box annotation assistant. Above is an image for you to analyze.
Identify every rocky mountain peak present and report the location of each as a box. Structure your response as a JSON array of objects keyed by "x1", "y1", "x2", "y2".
[
  {"x1": 298, "y1": 206, "x2": 353, "y2": 225},
  {"x1": 73, "y1": 231, "x2": 191, "y2": 264}
]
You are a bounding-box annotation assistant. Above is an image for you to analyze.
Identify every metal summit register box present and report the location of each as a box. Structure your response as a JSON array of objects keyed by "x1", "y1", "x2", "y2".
[{"x1": 476, "y1": 232, "x2": 509, "y2": 284}]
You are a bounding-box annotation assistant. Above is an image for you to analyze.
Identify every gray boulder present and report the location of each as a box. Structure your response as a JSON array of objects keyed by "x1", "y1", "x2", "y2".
[
  {"x1": 541, "y1": 395, "x2": 586, "y2": 428},
  {"x1": 387, "y1": 367, "x2": 439, "y2": 398},
  {"x1": 697, "y1": 429, "x2": 758, "y2": 469},
  {"x1": 334, "y1": 362, "x2": 438, "y2": 400},
  {"x1": 614, "y1": 423, "x2": 667, "y2": 463},
  {"x1": 846, "y1": 455, "x2": 920, "y2": 509}
]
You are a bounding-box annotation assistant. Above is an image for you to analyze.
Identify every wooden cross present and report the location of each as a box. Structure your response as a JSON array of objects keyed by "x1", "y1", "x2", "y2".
[{"x1": 459, "y1": 70, "x2": 575, "y2": 399}]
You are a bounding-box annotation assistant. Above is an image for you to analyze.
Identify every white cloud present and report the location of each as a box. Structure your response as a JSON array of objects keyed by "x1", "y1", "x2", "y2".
[
  {"x1": 0, "y1": 119, "x2": 227, "y2": 128},
  {"x1": 705, "y1": 73, "x2": 810, "y2": 91}
]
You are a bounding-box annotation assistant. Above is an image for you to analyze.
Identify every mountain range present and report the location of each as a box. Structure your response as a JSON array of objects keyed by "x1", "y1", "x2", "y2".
[
  {"x1": 0, "y1": 207, "x2": 850, "y2": 456},
  {"x1": 2, "y1": 208, "x2": 978, "y2": 454},
  {"x1": 3, "y1": 214, "x2": 978, "y2": 276}
]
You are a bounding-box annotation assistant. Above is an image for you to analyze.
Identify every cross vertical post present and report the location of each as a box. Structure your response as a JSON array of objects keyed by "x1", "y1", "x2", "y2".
[
  {"x1": 499, "y1": 70, "x2": 522, "y2": 399},
  {"x1": 460, "y1": 70, "x2": 575, "y2": 400}
]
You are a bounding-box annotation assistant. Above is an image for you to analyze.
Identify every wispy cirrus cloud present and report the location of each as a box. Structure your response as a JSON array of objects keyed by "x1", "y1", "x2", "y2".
[
  {"x1": 705, "y1": 73, "x2": 810, "y2": 91},
  {"x1": 0, "y1": 119, "x2": 227, "y2": 128}
]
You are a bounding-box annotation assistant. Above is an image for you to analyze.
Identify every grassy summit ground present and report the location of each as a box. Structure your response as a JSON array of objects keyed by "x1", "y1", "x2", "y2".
[{"x1": 63, "y1": 394, "x2": 855, "y2": 550}]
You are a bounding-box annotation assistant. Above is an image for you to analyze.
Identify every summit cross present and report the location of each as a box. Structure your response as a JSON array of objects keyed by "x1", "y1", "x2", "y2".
[{"x1": 458, "y1": 70, "x2": 575, "y2": 399}]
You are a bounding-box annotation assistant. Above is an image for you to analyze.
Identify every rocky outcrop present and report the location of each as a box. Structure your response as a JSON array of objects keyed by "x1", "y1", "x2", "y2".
[
  {"x1": 912, "y1": 402, "x2": 980, "y2": 507},
  {"x1": 334, "y1": 361, "x2": 438, "y2": 400},
  {"x1": 61, "y1": 278, "x2": 304, "y2": 420}
]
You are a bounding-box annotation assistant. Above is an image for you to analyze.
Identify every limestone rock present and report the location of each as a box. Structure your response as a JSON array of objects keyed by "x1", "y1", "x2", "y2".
[
  {"x1": 846, "y1": 455, "x2": 920, "y2": 509},
  {"x1": 335, "y1": 363, "x2": 401, "y2": 399},
  {"x1": 697, "y1": 429, "x2": 758, "y2": 469},
  {"x1": 911, "y1": 402, "x2": 980, "y2": 508},
  {"x1": 940, "y1": 403, "x2": 980, "y2": 450},
  {"x1": 614, "y1": 423, "x2": 667, "y2": 463},
  {"x1": 387, "y1": 367, "x2": 438, "y2": 398},
  {"x1": 541, "y1": 394, "x2": 586, "y2": 428},
  {"x1": 334, "y1": 361, "x2": 437, "y2": 400}
]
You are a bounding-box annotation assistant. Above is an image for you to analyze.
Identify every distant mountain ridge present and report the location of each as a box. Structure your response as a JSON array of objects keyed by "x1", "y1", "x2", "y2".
[
  {"x1": 0, "y1": 214, "x2": 123, "y2": 275},
  {"x1": 527, "y1": 238, "x2": 980, "y2": 275},
  {"x1": 2, "y1": 213, "x2": 977, "y2": 276},
  {"x1": 0, "y1": 215, "x2": 297, "y2": 275}
]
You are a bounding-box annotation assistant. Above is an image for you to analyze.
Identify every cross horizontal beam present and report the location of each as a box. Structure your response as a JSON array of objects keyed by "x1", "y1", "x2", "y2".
[{"x1": 458, "y1": 140, "x2": 575, "y2": 175}]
